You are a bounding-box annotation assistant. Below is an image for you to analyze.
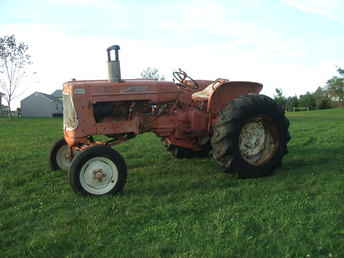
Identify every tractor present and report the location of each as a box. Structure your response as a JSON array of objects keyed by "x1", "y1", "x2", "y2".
[{"x1": 49, "y1": 45, "x2": 290, "y2": 196}]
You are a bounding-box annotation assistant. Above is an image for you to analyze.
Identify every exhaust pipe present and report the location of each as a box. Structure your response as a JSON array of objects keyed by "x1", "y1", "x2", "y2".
[{"x1": 107, "y1": 45, "x2": 121, "y2": 82}]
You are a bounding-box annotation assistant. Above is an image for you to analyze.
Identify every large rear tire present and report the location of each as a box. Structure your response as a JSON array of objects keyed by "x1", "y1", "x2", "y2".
[
  {"x1": 211, "y1": 94, "x2": 290, "y2": 178},
  {"x1": 69, "y1": 145, "x2": 127, "y2": 196}
]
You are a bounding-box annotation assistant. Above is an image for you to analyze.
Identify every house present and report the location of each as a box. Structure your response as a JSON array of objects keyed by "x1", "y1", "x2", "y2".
[{"x1": 21, "y1": 90, "x2": 63, "y2": 117}]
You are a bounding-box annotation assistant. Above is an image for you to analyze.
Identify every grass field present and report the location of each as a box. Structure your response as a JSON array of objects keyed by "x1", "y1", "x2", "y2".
[{"x1": 0, "y1": 108, "x2": 344, "y2": 258}]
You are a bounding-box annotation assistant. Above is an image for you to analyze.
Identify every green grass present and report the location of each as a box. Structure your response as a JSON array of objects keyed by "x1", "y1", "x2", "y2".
[{"x1": 0, "y1": 109, "x2": 344, "y2": 258}]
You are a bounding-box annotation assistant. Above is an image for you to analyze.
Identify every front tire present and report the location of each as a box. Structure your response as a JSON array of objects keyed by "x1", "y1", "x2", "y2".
[
  {"x1": 69, "y1": 145, "x2": 127, "y2": 196},
  {"x1": 211, "y1": 94, "x2": 290, "y2": 178},
  {"x1": 49, "y1": 138, "x2": 72, "y2": 171}
]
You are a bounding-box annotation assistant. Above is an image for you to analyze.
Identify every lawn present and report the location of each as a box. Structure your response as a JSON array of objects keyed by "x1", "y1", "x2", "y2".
[{"x1": 0, "y1": 109, "x2": 343, "y2": 258}]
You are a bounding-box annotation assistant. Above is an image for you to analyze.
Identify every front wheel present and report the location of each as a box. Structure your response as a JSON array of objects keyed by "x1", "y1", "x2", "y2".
[
  {"x1": 69, "y1": 145, "x2": 127, "y2": 196},
  {"x1": 49, "y1": 138, "x2": 72, "y2": 171},
  {"x1": 211, "y1": 94, "x2": 290, "y2": 178}
]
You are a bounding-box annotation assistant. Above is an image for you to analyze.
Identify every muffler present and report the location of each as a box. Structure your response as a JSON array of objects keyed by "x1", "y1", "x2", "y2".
[{"x1": 107, "y1": 45, "x2": 121, "y2": 82}]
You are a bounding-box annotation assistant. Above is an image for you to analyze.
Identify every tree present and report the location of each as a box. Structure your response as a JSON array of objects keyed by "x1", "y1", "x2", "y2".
[
  {"x1": 273, "y1": 88, "x2": 287, "y2": 109},
  {"x1": 314, "y1": 86, "x2": 332, "y2": 109},
  {"x1": 286, "y1": 96, "x2": 298, "y2": 112},
  {"x1": 298, "y1": 92, "x2": 316, "y2": 110},
  {"x1": 140, "y1": 67, "x2": 165, "y2": 80},
  {"x1": 0, "y1": 35, "x2": 32, "y2": 116},
  {"x1": 326, "y1": 67, "x2": 344, "y2": 105}
]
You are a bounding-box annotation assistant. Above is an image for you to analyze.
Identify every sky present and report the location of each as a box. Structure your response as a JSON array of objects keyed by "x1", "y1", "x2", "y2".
[{"x1": 0, "y1": 0, "x2": 343, "y2": 109}]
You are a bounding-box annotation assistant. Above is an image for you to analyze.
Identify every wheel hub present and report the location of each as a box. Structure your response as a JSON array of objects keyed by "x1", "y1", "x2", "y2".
[
  {"x1": 80, "y1": 157, "x2": 118, "y2": 194},
  {"x1": 56, "y1": 145, "x2": 72, "y2": 171},
  {"x1": 240, "y1": 120, "x2": 265, "y2": 156},
  {"x1": 94, "y1": 169, "x2": 106, "y2": 181},
  {"x1": 239, "y1": 118, "x2": 275, "y2": 166}
]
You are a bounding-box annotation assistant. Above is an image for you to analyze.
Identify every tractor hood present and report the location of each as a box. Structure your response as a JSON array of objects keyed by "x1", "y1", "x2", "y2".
[
  {"x1": 64, "y1": 79, "x2": 178, "y2": 95},
  {"x1": 65, "y1": 79, "x2": 177, "y2": 90},
  {"x1": 63, "y1": 79, "x2": 182, "y2": 107}
]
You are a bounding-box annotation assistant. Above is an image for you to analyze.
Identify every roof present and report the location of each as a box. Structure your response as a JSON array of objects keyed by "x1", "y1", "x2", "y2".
[
  {"x1": 40, "y1": 92, "x2": 59, "y2": 101},
  {"x1": 21, "y1": 91, "x2": 62, "y2": 103},
  {"x1": 51, "y1": 89, "x2": 62, "y2": 98}
]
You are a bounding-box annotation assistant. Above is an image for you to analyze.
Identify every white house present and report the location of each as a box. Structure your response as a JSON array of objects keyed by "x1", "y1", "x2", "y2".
[{"x1": 21, "y1": 90, "x2": 63, "y2": 117}]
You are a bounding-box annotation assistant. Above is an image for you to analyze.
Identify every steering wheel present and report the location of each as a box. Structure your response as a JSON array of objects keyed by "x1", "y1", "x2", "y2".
[{"x1": 173, "y1": 68, "x2": 199, "y2": 90}]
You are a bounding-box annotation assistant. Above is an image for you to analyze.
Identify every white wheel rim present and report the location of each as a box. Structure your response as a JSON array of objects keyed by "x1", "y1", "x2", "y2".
[
  {"x1": 79, "y1": 157, "x2": 119, "y2": 195},
  {"x1": 56, "y1": 145, "x2": 72, "y2": 171},
  {"x1": 239, "y1": 118, "x2": 276, "y2": 166}
]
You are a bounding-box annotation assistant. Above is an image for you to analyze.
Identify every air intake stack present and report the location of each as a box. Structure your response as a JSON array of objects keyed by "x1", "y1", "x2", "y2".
[{"x1": 107, "y1": 45, "x2": 121, "y2": 82}]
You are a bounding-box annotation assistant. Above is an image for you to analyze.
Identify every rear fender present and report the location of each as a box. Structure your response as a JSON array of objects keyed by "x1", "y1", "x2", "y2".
[{"x1": 208, "y1": 81, "x2": 263, "y2": 114}]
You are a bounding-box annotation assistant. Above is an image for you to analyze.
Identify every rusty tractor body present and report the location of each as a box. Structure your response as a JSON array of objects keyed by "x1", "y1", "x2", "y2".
[{"x1": 49, "y1": 45, "x2": 290, "y2": 196}]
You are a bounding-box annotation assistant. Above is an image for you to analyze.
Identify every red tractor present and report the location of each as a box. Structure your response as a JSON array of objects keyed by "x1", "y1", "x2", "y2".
[{"x1": 49, "y1": 45, "x2": 290, "y2": 196}]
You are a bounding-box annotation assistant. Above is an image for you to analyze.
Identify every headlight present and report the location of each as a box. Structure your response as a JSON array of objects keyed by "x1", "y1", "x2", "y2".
[{"x1": 63, "y1": 93, "x2": 78, "y2": 130}]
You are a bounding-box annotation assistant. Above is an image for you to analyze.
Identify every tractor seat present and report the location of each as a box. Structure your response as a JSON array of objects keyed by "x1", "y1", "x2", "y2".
[{"x1": 192, "y1": 79, "x2": 228, "y2": 101}]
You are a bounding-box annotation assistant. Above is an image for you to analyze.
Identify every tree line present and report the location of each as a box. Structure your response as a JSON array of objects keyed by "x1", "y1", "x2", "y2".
[{"x1": 274, "y1": 68, "x2": 344, "y2": 111}]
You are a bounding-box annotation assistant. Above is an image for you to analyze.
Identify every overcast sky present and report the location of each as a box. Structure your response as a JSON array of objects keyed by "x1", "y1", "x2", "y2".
[{"x1": 1, "y1": 0, "x2": 343, "y2": 108}]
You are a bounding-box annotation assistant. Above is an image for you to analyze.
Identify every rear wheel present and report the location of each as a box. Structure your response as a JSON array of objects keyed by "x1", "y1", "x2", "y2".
[
  {"x1": 69, "y1": 145, "x2": 127, "y2": 196},
  {"x1": 211, "y1": 94, "x2": 290, "y2": 178}
]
